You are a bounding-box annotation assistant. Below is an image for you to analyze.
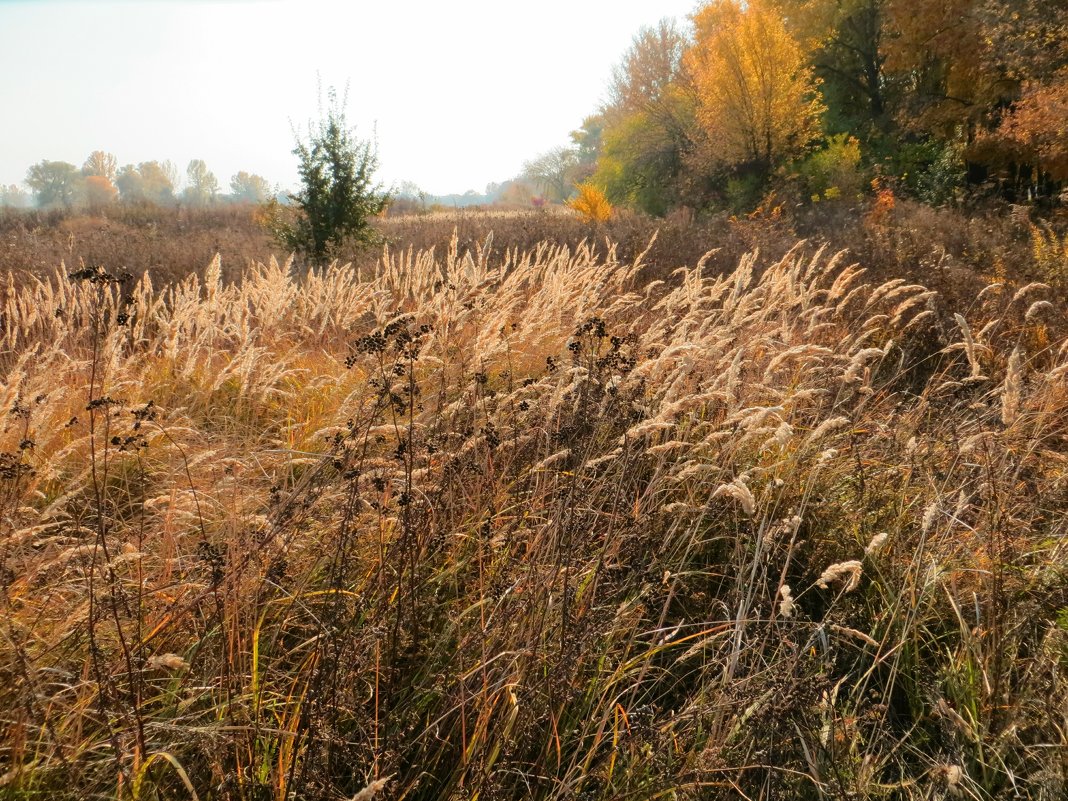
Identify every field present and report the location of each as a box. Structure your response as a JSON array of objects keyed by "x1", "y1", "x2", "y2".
[{"x1": 1, "y1": 207, "x2": 1067, "y2": 801}]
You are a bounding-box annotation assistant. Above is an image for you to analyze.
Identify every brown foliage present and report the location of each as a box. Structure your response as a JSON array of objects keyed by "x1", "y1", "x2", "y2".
[
  {"x1": 0, "y1": 204, "x2": 272, "y2": 286},
  {"x1": 983, "y1": 71, "x2": 1068, "y2": 181},
  {"x1": 83, "y1": 175, "x2": 117, "y2": 211}
]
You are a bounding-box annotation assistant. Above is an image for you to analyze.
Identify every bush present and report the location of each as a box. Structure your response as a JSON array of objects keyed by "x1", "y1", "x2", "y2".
[
  {"x1": 795, "y1": 133, "x2": 865, "y2": 201},
  {"x1": 566, "y1": 182, "x2": 613, "y2": 223},
  {"x1": 882, "y1": 138, "x2": 967, "y2": 206},
  {"x1": 725, "y1": 172, "x2": 766, "y2": 213},
  {"x1": 1031, "y1": 221, "x2": 1068, "y2": 289}
]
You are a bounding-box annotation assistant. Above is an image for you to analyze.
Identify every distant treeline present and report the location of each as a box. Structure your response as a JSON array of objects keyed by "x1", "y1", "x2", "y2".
[
  {"x1": 0, "y1": 152, "x2": 282, "y2": 210},
  {"x1": 1, "y1": 155, "x2": 550, "y2": 216},
  {"x1": 387, "y1": 178, "x2": 552, "y2": 214}
]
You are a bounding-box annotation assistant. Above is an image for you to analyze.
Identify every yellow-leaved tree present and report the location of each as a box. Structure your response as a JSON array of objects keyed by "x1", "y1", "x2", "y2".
[{"x1": 688, "y1": 0, "x2": 825, "y2": 174}]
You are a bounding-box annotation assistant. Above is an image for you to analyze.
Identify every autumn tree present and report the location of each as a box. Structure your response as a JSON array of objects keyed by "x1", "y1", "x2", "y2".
[
  {"x1": 115, "y1": 165, "x2": 144, "y2": 203},
  {"x1": 880, "y1": 0, "x2": 1006, "y2": 138},
  {"x1": 0, "y1": 185, "x2": 31, "y2": 209},
  {"x1": 571, "y1": 0, "x2": 1066, "y2": 209},
  {"x1": 974, "y1": 70, "x2": 1068, "y2": 186},
  {"x1": 183, "y1": 159, "x2": 220, "y2": 206},
  {"x1": 976, "y1": 0, "x2": 1068, "y2": 82},
  {"x1": 116, "y1": 161, "x2": 176, "y2": 205},
  {"x1": 689, "y1": 0, "x2": 825, "y2": 174},
  {"x1": 230, "y1": 171, "x2": 273, "y2": 203},
  {"x1": 970, "y1": 0, "x2": 1068, "y2": 192},
  {"x1": 146, "y1": 161, "x2": 179, "y2": 204},
  {"x1": 521, "y1": 147, "x2": 580, "y2": 202},
  {"x1": 593, "y1": 19, "x2": 700, "y2": 214},
  {"x1": 607, "y1": 19, "x2": 690, "y2": 122},
  {"x1": 26, "y1": 161, "x2": 84, "y2": 209},
  {"x1": 84, "y1": 176, "x2": 118, "y2": 210},
  {"x1": 80, "y1": 151, "x2": 119, "y2": 211},
  {"x1": 568, "y1": 114, "x2": 605, "y2": 185},
  {"x1": 496, "y1": 180, "x2": 536, "y2": 207},
  {"x1": 877, "y1": 0, "x2": 1067, "y2": 196},
  {"x1": 595, "y1": 99, "x2": 697, "y2": 215},
  {"x1": 879, "y1": 0, "x2": 1062, "y2": 133},
  {"x1": 770, "y1": 0, "x2": 886, "y2": 133},
  {"x1": 82, "y1": 151, "x2": 118, "y2": 182}
]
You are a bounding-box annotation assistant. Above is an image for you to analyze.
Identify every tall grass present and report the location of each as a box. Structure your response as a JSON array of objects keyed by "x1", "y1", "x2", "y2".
[{"x1": 0, "y1": 235, "x2": 1066, "y2": 800}]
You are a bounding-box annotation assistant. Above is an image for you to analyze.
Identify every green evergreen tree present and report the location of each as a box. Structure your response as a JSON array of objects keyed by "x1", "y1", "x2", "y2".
[{"x1": 272, "y1": 87, "x2": 389, "y2": 264}]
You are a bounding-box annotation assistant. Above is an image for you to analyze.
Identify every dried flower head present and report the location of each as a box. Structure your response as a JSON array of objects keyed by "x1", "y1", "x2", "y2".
[
  {"x1": 712, "y1": 478, "x2": 756, "y2": 516},
  {"x1": 778, "y1": 584, "x2": 796, "y2": 618},
  {"x1": 146, "y1": 653, "x2": 188, "y2": 671},
  {"x1": 816, "y1": 560, "x2": 863, "y2": 592},
  {"x1": 1025, "y1": 300, "x2": 1054, "y2": 322},
  {"x1": 921, "y1": 500, "x2": 940, "y2": 534},
  {"x1": 351, "y1": 776, "x2": 392, "y2": 801},
  {"x1": 864, "y1": 532, "x2": 888, "y2": 556},
  {"x1": 953, "y1": 313, "x2": 982, "y2": 378},
  {"x1": 1001, "y1": 347, "x2": 1023, "y2": 426}
]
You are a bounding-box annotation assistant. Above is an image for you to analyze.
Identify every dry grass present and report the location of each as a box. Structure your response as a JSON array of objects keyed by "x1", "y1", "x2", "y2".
[
  {"x1": 0, "y1": 229, "x2": 1067, "y2": 800},
  {"x1": 3, "y1": 198, "x2": 1055, "y2": 306}
]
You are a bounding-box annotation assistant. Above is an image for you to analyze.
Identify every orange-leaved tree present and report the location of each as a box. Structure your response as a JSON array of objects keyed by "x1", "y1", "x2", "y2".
[
  {"x1": 84, "y1": 175, "x2": 118, "y2": 210},
  {"x1": 981, "y1": 70, "x2": 1068, "y2": 182},
  {"x1": 688, "y1": 0, "x2": 825, "y2": 175},
  {"x1": 881, "y1": 0, "x2": 1003, "y2": 137}
]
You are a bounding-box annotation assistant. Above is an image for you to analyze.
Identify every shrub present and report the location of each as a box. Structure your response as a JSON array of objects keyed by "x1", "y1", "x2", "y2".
[
  {"x1": 566, "y1": 182, "x2": 613, "y2": 223},
  {"x1": 883, "y1": 138, "x2": 967, "y2": 206},
  {"x1": 796, "y1": 133, "x2": 865, "y2": 201},
  {"x1": 725, "y1": 172, "x2": 766, "y2": 213},
  {"x1": 1031, "y1": 221, "x2": 1068, "y2": 288}
]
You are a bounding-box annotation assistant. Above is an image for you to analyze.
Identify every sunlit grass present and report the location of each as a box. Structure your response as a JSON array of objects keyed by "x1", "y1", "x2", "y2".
[{"x1": 0, "y1": 233, "x2": 1066, "y2": 800}]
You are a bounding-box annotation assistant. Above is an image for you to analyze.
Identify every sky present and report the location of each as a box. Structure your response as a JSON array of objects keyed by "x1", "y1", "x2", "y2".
[{"x1": 0, "y1": 0, "x2": 698, "y2": 196}]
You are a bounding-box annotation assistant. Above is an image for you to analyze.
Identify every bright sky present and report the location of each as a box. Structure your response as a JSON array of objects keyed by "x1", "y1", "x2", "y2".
[{"x1": 0, "y1": 0, "x2": 697, "y2": 196}]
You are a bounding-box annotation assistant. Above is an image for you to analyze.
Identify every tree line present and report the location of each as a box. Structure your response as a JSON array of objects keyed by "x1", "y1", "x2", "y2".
[
  {"x1": 522, "y1": 0, "x2": 1068, "y2": 215},
  {"x1": 0, "y1": 152, "x2": 278, "y2": 210}
]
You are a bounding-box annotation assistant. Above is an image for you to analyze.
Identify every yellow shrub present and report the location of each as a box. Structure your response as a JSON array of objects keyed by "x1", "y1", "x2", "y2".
[
  {"x1": 1030, "y1": 223, "x2": 1068, "y2": 287},
  {"x1": 567, "y1": 182, "x2": 612, "y2": 224}
]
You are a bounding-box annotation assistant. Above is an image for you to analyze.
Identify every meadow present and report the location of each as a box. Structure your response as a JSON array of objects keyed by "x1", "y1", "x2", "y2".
[{"x1": 0, "y1": 206, "x2": 1067, "y2": 801}]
